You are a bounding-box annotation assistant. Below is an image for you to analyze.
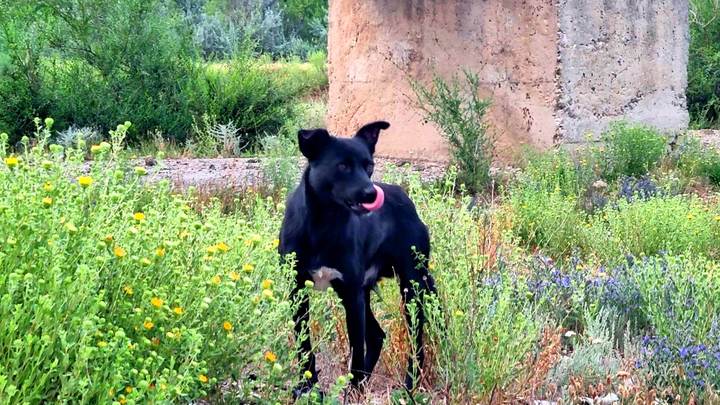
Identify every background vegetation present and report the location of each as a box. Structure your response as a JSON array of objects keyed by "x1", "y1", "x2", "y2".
[
  {"x1": 0, "y1": 0, "x2": 327, "y2": 150},
  {"x1": 688, "y1": 0, "x2": 720, "y2": 128}
]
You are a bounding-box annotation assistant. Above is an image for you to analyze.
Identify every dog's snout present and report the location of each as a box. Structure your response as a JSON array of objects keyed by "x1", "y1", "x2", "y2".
[{"x1": 359, "y1": 185, "x2": 377, "y2": 204}]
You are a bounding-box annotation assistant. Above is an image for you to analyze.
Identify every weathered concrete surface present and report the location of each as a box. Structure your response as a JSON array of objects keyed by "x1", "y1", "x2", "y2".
[
  {"x1": 327, "y1": 0, "x2": 558, "y2": 163},
  {"x1": 327, "y1": 0, "x2": 690, "y2": 163},
  {"x1": 557, "y1": 0, "x2": 690, "y2": 143}
]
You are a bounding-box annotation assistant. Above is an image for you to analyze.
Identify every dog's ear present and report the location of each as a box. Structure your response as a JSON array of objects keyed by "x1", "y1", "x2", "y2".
[
  {"x1": 298, "y1": 128, "x2": 331, "y2": 160},
  {"x1": 354, "y1": 121, "x2": 390, "y2": 154}
]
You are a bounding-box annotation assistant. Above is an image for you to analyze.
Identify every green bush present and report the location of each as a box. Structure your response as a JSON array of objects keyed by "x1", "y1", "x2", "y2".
[
  {"x1": 412, "y1": 70, "x2": 494, "y2": 194},
  {"x1": 601, "y1": 122, "x2": 667, "y2": 180},
  {"x1": 0, "y1": 0, "x2": 201, "y2": 144},
  {"x1": 587, "y1": 195, "x2": 720, "y2": 263},
  {"x1": 688, "y1": 0, "x2": 720, "y2": 128},
  {"x1": 0, "y1": 125, "x2": 318, "y2": 402},
  {"x1": 0, "y1": 1, "x2": 311, "y2": 149},
  {"x1": 202, "y1": 0, "x2": 327, "y2": 59},
  {"x1": 195, "y1": 56, "x2": 303, "y2": 152},
  {"x1": 519, "y1": 148, "x2": 592, "y2": 197},
  {"x1": 676, "y1": 134, "x2": 720, "y2": 186},
  {"x1": 507, "y1": 184, "x2": 587, "y2": 258}
]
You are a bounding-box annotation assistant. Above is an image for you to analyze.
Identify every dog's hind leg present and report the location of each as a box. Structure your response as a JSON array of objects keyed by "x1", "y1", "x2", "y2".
[
  {"x1": 364, "y1": 289, "x2": 386, "y2": 376},
  {"x1": 396, "y1": 252, "x2": 436, "y2": 390}
]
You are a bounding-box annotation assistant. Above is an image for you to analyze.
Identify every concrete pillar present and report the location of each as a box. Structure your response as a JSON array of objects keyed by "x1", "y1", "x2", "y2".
[{"x1": 326, "y1": 0, "x2": 689, "y2": 163}]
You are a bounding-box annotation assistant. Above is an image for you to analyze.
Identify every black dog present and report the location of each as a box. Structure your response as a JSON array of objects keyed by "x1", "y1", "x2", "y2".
[{"x1": 278, "y1": 121, "x2": 436, "y2": 397}]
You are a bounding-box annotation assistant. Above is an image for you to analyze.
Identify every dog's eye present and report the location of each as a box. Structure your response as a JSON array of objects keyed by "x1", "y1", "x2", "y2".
[{"x1": 337, "y1": 163, "x2": 350, "y2": 172}]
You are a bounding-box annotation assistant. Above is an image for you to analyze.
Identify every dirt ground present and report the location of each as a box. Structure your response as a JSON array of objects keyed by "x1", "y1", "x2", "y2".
[{"x1": 142, "y1": 156, "x2": 449, "y2": 190}]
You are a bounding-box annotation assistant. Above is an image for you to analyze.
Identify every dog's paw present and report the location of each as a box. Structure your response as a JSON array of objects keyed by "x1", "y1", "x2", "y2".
[
  {"x1": 404, "y1": 373, "x2": 418, "y2": 391},
  {"x1": 292, "y1": 380, "x2": 323, "y2": 402}
]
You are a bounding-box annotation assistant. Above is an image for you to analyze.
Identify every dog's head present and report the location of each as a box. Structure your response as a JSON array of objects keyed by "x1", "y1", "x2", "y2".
[{"x1": 298, "y1": 121, "x2": 390, "y2": 213}]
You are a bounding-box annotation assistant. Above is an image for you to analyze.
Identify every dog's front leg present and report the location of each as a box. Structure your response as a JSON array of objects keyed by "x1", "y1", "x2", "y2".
[{"x1": 340, "y1": 289, "x2": 368, "y2": 387}]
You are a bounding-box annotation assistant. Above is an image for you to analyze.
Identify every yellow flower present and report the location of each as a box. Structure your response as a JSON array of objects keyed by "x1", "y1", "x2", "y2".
[
  {"x1": 428, "y1": 261, "x2": 435, "y2": 270},
  {"x1": 206, "y1": 245, "x2": 218, "y2": 254},
  {"x1": 198, "y1": 374, "x2": 209, "y2": 383},
  {"x1": 244, "y1": 233, "x2": 262, "y2": 246},
  {"x1": 172, "y1": 306, "x2": 184, "y2": 315},
  {"x1": 216, "y1": 242, "x2": 229, "y2": 252},
  {"x1": 77, "y1": 176, "x2": 93, "y2": 188},
  {"x1": 97, "y1": 341, "x2": 108, "y2": 348},
  {"x1": 150, "y1": 297, "x2": 164, "y2": 308},
  {"x1": 264, "y1": 351, "x2": 277, "y2": 363},
  {"x1": 211, "y1": 275, "x2": 222, "y2": 285},
  {"x1": 42, "y1": 197, "x2": 53, "y2": 207},
  {"x1": 119, "y1": 397, "x2": 127, "y2": 405},
  {"x1": 304, "y1": 370, "x2": 313, "y2": 380},
  {"x1": 43, "y1": 182, "x2": 53, "y2": 192},
  {"x1": 242, "y1": 263, "x2": 254, "y2": 273},
  {"x1": 272, "y1": 238, "x2": 280, "y2": 248},
  {"x1": 143, "y1": 320, "x2": 154, "y2": 330},
  {"x1": 123, "y1": 285, "x2": 133, "y2": 295},
  {"x1": 125, "y1": 386, "x2": 133, "y2": 394},
  {"x1": 687, "y1": 213, "x2": 695, "y2": 220},
  {"x1": 65, "y1": 222, "x2": 78, "y2": 233},
  {"x1": 262, "y1": 289, "x2": 273, "y2": 299},
  {"x1": 113, "y1": 246, "x2": 127, "y2": 258},
  {"x1": 103, "y1": 234, "x2": 114, "y2": 243},
  {"x1": 229, "y1": 271, "x2": 240, "y2": 281},
  {"x1": 179, "y1": 230, "x2": 191, "y2": 239},
  {"x1": 133, "y1": 212, "x2": 145, "y2": 222},
  {"x1": 4, "y1": 156, "x2": 19, "y2": 168},
  {"x1": 223, "y1": 321, "x2": 233, "y2": 331},
  {"x1": 261, "y1": 279, "x2": 273, "y2": 289},
  {"x1": 715, "y1": 215, "x2": 720, "y2": 222},
  {"x1": 155, "y1": 247, "x2": 166, "y2": 257}
]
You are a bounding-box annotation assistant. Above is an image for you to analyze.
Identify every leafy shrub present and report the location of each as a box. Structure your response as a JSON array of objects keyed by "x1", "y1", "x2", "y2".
[
  {"x1": 390, "y1": 174, "x2": 541, "y2": 401},
  {"x1": 518, "y1": 148, "x2": 592, "y2": 197},
  {"x1": 203, "y1": 0, "x2": 327, "y2": 59},
  {"x1": 186, "y1": 114, "x2": 248, "y2": 157},
  {"x1": 601, "y1": 122, "x2": 667, "y2": 180},
  {"x1": 688, "y1": 0, "x2": 720, "y2": 128},
  {"x1": 0, "y1": 0, "x2": 204, "y2": 144},
  {"x1": 587, "y1": 195, "x2": 720, "y2": 262},
  {"x1": 0, "y1": 125, "x2": 315, "y2": 402},
  {"x1": 676, "y1": 134, "x2": 720, "y2": 186},
  {"x1": 195, "y1": 55, "x2": 300, "y2": 150},
  {"x1": 507, "y1": 182, "x2": 587, "y2": 258},
  {"x1": 412, "y1": 70, "x2": 494, "y2": 194},
  {"x1": 633, "y1": 256, "x2": 720, "y2": 396},
  {"x1": 55, "y1": 126, "x2": 104, "y2": 150},
  {"x1": 0, "y1": 1, "x2": 313, "y2": 148},
  {"x1": 547, "y1": 309, "x2": 623, "y2": 389}
]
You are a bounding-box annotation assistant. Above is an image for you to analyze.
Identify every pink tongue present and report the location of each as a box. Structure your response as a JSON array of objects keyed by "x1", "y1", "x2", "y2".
[{"x1": 361, "y1": 184, "x2": 385, "y2": 212}]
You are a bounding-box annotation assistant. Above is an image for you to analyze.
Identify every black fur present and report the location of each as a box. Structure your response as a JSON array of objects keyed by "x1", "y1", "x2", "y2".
[{"x1": 278, "y1": 121, "x2": 437, "y2": 398}]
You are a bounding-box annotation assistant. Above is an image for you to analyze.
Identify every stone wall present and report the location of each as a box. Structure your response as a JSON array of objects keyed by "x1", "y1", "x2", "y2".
[
  {"x1": 557, "y1": 0, "x2": 689, "y2": 143},
  {"x1": 327, "y1": 0, "x2": 689, "y2": 163}
]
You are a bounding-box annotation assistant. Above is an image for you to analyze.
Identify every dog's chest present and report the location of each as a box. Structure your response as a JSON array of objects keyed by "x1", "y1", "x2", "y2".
[{"x1": 309, "y1": 265, "x2": 379, "y2": 291}]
